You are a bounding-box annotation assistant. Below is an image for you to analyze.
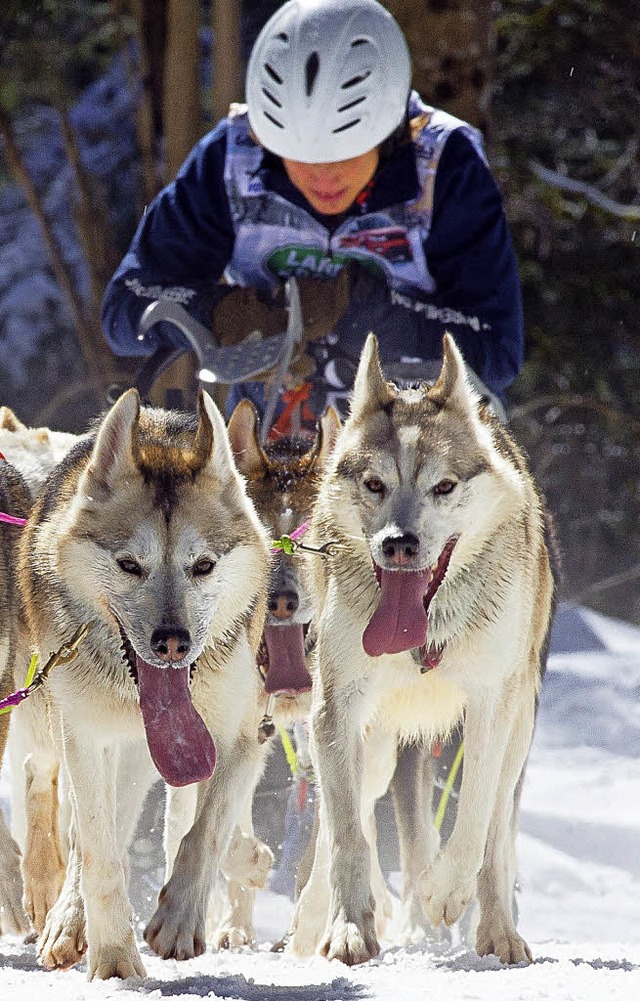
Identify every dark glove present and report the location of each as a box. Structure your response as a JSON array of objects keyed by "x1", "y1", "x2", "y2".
[{"x1": 211, "y1": 273, "x2": 352, "y2": 384}]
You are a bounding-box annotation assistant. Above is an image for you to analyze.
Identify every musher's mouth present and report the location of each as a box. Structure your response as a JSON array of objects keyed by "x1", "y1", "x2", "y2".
[
  {"x1": 311, "y1": 187, "x2": 348, "y2": 204},
  {"x1": 362, "y1": 537, "x2": 458, "y2": 658},
  {"x1": 116, "y1": 621, "x2": 215, "y2": 787},
  {"x1": 256, "y1": 621, "x2": 314, "y2": 696}
]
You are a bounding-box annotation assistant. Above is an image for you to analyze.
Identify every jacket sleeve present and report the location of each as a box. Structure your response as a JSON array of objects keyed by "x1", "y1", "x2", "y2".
[
  {"x1": 101, "y1": 120, "x2": 235, "y2": 356},
  {"x1": 335, "y1": 129, "x2": 524, "y2": 399}
]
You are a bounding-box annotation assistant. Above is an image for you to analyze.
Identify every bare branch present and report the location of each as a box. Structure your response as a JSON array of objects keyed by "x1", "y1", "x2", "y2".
[{"x1": 529, "y1": 160, "x2": 640, "y2": 221}]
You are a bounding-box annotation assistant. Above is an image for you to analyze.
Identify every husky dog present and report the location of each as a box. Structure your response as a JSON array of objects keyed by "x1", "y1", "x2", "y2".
[
  {"x1": 288, "y1": 333, "x2": 556, "y2": 966},
  {"x1": 0, "y1": 457, "x2": 32, "y2": 938},
  {"x1": 0, "y1": 408, "x2": 79, "y2": 498},
  {"x1": 0, "y1": 407, "x2": 79, "y2": 936},
  {"x1": 17, "y1": 389, "x2": 272, "y2": 979},
  {"x1": 164, "y1": 399, "x2": 341, "y2": 951}
]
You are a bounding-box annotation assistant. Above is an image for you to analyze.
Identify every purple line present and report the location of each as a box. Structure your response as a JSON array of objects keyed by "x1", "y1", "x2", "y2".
[{"x1": 0, "y1": 511, "x2": 27, "y2": 527}]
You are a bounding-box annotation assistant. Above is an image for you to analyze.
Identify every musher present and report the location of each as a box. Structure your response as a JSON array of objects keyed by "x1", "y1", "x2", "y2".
[{"x1": 101, "y1": 0, "x2": 524, "y2": 435}]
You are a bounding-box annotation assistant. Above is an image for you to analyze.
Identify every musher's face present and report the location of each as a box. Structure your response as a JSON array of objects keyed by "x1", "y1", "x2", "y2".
[{"x1": 283, "y1": 148, "x2": 380, "y2": 215}]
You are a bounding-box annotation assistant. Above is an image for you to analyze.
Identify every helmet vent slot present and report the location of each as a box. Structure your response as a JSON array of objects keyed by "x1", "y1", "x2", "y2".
[
  {"x1": 305, "y1": 51, "x2": 320, "y2": 96},
  {"x1": 262, "y1": 88, "x2": 282, "y2": 108},
  {"x1": 333, "y1": 118, "x2": 360, "y2": 134},
  {"x1": 276, "y1": 32, "x2": 288, "y2": 42},
  {"x1": 342, "y1": 70, "x2": 371, "y2": 90},
  {"x1": 264, "y1": 63, "x2": 283, "y2": 85},
  {"x1": 351, "y1": 38, "x2": 368, "y2": 47},
  {"x1": 338, "y1": 95, "x2": 366, "y2": 113},
  {"x1": 263, "y1": 111, "x2": 284, "y2": 129}
]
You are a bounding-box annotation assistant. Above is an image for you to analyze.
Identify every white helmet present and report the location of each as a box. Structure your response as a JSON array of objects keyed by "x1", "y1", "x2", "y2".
[{"x1": 246, "y1": 0, "x2": 411, "y2": 163}]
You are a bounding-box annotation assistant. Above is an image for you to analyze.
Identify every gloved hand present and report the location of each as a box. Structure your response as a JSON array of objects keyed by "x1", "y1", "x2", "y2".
[{"x1": 211, "y1": 272, "x2": 352, "y2": 383}]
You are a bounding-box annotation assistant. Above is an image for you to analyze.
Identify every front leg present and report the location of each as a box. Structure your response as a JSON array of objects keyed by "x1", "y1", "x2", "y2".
[
  {"x1": 312, "y1": 680, "x2": 378, "y2": 965},
  {"x1": 38, "y1": 835, "x2": 86, "y2": 970},
  {"x1": 10, "y1": 690, "x2": 64, "y2": 935},
  {"x1": 144, "y1": 736, "x2": 265, "y2": 961},
  {"x1": 0, "y1": 809, "x2": 28, "y2": 936},
  {"x1": 63, "y1": 730, "x2": 145, "y2": 981},
  {"x1": 418, "y1": 686, "x2": 523, "y2": 934},
  {"x1": 475, "y1": 689, "x2": 536, "y2": 965},
  {"x1": 390, "y1": 739, "x2": 442, "y2": 942}
]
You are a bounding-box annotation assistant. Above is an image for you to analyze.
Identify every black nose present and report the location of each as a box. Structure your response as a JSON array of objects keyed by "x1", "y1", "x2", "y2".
[
  {"x1": 268, "y1": 589, "x2": 299, "y2": 621},
  {"x1": 150, "y1": 626, "x2": 191, "y2": 663},
  {"x1": 381, "y1": 532, "x2": 420, "y2": 566}
]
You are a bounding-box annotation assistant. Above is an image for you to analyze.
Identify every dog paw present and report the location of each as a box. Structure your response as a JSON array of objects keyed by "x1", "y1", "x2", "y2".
[
  {"x1": 22, "y1": 852, "x2": 65, "y2": 935},
  {"x1": 286, "y1": 895, "x2": 326, "y2": 958},
  {"x1": 37, "y1": 891, "x2": 87, "y2": 970},
  {"x1": 373, "y1": 886, "x2": 394, "y2": 939},
  {"x1": 419, "y1": 856, "x2": 477, "y2": 928},
  {"x1": 212, "y1": 922, "x2": 255, "y2": 951},
  {"x1": 222, "y1": 832, "x2": 273, "y2": 889},
  {"x1": 87, "y1": 936, "x2": 146, "y2": 981},
  {"x1": 476, "y1": 918, "x2": 532, "y2": 965},
  {"x1": 144, "y1": 885, "x2": 206, "y2": 961},
  {"x1": 397, "y1": 890, "x2": 449, "y2": 946},
  {"x1": 320, "y1": 909, "x2": 380, "y2": 966}
]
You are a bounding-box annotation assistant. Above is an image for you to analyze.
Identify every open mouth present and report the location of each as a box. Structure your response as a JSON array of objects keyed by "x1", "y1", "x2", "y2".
[
  {"x1": 118, "y1": 624, "x2": 216, "y2": 787},
  {"x1": 362, "y1": 537, "x2": 458, "y2": 659},
  {"x1": 256, "y1": 622, "x2": 313, "y2": 696}
]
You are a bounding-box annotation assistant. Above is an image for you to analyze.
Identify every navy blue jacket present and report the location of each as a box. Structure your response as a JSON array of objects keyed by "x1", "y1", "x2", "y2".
[{"x1": 102, "y1": 116, "x2": 524, "y2": 403}]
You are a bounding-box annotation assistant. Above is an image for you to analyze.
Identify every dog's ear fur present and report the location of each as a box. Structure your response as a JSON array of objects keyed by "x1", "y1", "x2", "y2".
[
  {"x1": 429, "y1": 333, "x2": 481, "y2": 413},
  {"x1": 199, "y1": 391, "x2": 247, "y2": 493},
  {"x1": 0, "y1": 406, "x2": 26, "y2": 432},
  {"x1": 350, "y1": 334, "x2": 396, "y2": 423},
  {"x1": 226, "y1": 399, "x2": 266, "y2": 478},
  {"x1": 82, "y1": 388, "x2": 140, "y2": 501},
  {"x1": 308, "y1": 405, "x2": 342, "y2": 469}
]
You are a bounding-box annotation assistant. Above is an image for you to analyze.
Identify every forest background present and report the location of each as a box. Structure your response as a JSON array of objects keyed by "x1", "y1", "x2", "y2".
[{"x1": 0, "y1": 0, "x2": 638, "y2": 623}]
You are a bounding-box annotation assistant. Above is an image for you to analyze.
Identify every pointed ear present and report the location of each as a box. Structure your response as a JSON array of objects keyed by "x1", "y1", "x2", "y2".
[
  {"x1": 0, "y1": 406, "x2": 26, "y2": 432},
  {"x1": 311, "y1": 405, "x2": 342, "y2": 468},
  {"x1": 82, "y1": 389, "x2": 140, "y2": 501},
  {"x1": 199, "y1": 391, "x2": 245, "y2": 486},
  {"x1": 226, "y1": 399, "x2": 266, "y2": 478},
  {"x1": 429, "y1": 333, "x2": 480, "y2": 413},
  {"x1": 349, "y1": 334, "x2": 396, "y2": 423}
]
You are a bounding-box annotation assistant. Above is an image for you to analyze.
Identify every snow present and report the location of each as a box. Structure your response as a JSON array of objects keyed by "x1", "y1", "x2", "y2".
[{"x1": 2, "y1": 603, "x2": 640, "y2": 999}]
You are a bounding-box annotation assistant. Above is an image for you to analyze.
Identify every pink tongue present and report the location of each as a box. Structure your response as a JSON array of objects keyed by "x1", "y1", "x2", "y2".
[
  {"x1": 263, "y1": 624, "x2": 312, "y2": 695},
  {"x1": 362, "y1": 568, "x2": 432, "y2": 657},
  {"x1": 136, "y1": 656, "x2": 216, "y2": 787}
]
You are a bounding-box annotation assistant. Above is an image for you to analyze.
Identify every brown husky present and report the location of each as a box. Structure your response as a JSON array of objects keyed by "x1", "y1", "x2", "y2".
[
  {"x1": 163, "y1": 399, "x2": 341, "y2": 951},
  {"x1": 288, "y1": 333, "x2": 556, "y2": 967},
  {"x1": 17, "y1": 389, "x2": 272, "y2": 979}
]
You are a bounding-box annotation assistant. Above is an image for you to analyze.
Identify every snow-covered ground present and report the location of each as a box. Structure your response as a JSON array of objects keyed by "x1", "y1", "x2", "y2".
[{"x1": 1, "y1": 604, "x2": 639, "y2": 999}]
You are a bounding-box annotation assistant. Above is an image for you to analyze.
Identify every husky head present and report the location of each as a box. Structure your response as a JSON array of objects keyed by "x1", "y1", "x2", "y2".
[
  {"x1": 59, "y1": 388, "x2": 270, "y2": 786},
  {"x1": 0, "y1": 406, "x2": 78, "y2": 497},
  {"x1": 227, "y1": 399, "x2": 341, "y2": 699},
  {"x1": 325, "y1": 333, "x2": 527, "y2": 660}
]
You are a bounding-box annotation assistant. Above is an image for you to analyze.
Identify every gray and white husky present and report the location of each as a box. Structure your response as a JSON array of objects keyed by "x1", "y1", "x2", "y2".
[
  {"x1": 288, "y1": 333, "x2": 556, "y2": 967},
  {"x1": 17, "y1": 389, "x2": 271, "y2": 979}
]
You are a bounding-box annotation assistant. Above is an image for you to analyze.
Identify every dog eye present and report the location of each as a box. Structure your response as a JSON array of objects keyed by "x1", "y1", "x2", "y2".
[
  {"x1": 433, "y1": 479, "x2": 456, "y2": 496},
  {"x1": 193, "y1": 558, "x2": 216, "y2": 577},
  {"x1": 364, "y1": 477, "x2": 385, "y2": 494},
  {"x1": 117, "y1": 557, "x2": 143, "y2": 577}
]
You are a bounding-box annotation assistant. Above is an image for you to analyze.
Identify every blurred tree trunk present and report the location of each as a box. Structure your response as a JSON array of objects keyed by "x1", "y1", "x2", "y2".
[
  {"x1": 384, "y1": 0, "x2": 495, "y2": 138},
  {"x1": 162, "y1": 0, "x2": 201, "y2": 182},
  {"x1": 118, "y1": 0, "x2": 161, "y2": 206},
  {"x1": 212, "y1": 0, "x2": 242, "y2": 123},
  {"x1": 139, "y1": 0, "x2": 167, "y2": 140}
]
